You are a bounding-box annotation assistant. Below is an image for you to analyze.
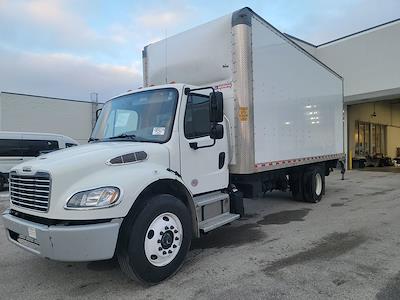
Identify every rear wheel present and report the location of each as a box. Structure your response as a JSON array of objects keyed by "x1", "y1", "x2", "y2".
[
  {"x1": 290, "y1": 172, "x2": 304, "y2": 201},
  {"x1": 0, "y1": 175, "x2": 5, "y2": 191},
  {"x1": 117, "y1": 194, "x2": 192, "y2": 284},
  {"x1": 302, "y1": 166, "x2": 325, "y2": 203}
]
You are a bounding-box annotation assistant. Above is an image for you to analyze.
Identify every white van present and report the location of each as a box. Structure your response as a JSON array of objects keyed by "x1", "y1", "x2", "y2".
[{"x1": 0, "y1": 132, "x2": 78, "y2": 190}]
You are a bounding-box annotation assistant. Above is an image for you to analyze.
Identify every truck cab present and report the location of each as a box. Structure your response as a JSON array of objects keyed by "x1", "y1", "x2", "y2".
[{"x1": 2, "y1": 84, "x2": 237, "y2": 284}]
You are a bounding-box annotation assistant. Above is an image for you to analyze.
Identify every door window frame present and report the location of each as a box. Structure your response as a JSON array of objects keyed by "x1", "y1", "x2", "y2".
[{"x1": 184, "y1": 93, "x2": 211, "y2": 140}]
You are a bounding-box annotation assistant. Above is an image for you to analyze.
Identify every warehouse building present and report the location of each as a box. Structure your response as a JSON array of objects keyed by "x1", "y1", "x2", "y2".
[
  {"x1": 0, "y1": 92, "x2": 99, "y2": 144},
  {"x1": 288, "y1": 18, "x2": 400, "y2": 168}
]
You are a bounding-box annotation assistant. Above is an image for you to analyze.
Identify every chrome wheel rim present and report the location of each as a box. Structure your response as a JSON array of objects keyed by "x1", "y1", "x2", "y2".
[
  {"x1": 315, "y1": 173, "x2": 323, "y2": 196},
  {"x1": 144, "y1": 212, "x2": 183, "y2": 267}
]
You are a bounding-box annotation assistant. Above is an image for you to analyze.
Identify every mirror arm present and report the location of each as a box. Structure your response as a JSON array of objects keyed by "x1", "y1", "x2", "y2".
[
  {"x1": 184, "y1": 86, "x2": 215, "y2": 95},
  {"x1": 189, "y1": 139, "x2": 216, "y2": 150}
]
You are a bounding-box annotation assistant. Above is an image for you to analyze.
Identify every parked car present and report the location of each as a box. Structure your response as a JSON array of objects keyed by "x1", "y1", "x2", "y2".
[{"x1": 0, "y1": 131, "x2": 78, "y2": 190}]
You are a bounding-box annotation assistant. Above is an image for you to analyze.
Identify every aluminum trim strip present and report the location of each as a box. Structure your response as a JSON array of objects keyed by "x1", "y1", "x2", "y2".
[
  {"x1": 11, "y1": 200, "x2": 48, "y2": 210},
  {"x1": 10, "y1": 195, "x2": 48, "y2": 204}
]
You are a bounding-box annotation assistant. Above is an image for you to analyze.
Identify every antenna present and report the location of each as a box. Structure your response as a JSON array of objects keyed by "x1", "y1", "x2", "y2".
[{"x1": 164, "y1": 28, "x2": 168, "y2": 84}]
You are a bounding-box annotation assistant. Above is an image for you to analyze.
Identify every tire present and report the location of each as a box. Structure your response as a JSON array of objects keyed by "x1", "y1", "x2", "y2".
[
  {"x1": 290, "y1": 172, "x2": 304, "y2": 202},
  {"x1": 302, "y1": 166, "x2": 325, "y2": 203},
  {"x1": 0, "y1": 175, "x2": 5, "y2": 191},
  {"x1": 117, "y1": 194, "x2": 192, "y2": 284}
]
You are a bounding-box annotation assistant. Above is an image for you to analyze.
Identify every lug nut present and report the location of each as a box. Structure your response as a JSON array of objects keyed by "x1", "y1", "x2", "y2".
[
  {"x1": 170, "y1": 226, "x2": 174, "y2": 229},
  {"x1": 173, "y1": 245, "x2": 177, "y2": 248},
  {"x1": 165, "y1": 226, "x2": 169, "y2": 230},
  {"x1": 158, "y1": 247, "x2": 162, "y2": 251},
  {"x1": 175, "y1": 237, "x2": 179, "y2": 241},
  {"x1": 168, "y1": 250, "x2": 172, "y2": 254},
  {"x1": 174, "y1": 230, "x2": 178, "y2": 233},
  {"x1": 157, "y1": 239, "x2": 161, "y2": 243},
  {"x1": 160, "y1": 231, "x2": 164, "y2": 235},
  {"x1": 163, "y1": 251, "x2": 166, "y2": 255}
]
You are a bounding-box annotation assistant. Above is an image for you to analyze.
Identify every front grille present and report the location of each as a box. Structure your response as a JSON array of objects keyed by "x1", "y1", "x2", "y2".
[{"x1": 9, "y1": 172, "x2": 51, "y2": 212}]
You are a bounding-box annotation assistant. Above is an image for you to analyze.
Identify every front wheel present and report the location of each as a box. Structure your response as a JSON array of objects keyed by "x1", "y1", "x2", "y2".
[{"x1": 117, "y1": 194, "x2": 192, "y2": 284}]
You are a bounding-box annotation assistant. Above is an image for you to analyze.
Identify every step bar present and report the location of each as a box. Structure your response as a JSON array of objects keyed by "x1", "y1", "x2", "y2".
[{"x1": 199, "y1": 212, "x2": 240, "y2": 233}]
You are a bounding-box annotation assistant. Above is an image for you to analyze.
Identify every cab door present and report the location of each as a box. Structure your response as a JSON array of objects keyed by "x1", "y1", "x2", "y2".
[{"x1": 178, "y1": 91, "x2": 229, "y2": 195}]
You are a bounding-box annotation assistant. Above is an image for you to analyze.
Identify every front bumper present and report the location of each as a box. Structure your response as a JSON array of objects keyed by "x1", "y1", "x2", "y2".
[{"x1": 2, "y1": 209, "x2": 122, "y2": 262}]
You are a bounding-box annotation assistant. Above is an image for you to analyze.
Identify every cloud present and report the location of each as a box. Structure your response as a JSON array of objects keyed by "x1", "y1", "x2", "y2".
[
  {"x1": 283, "y1": 0, "x2": 400, "y2": 44},
  {"x1": 137, "y1": 11, "x2": 184, "y2": 28},
  {"x1": 0, "y1": 47, "x2": 142, "y2": 102},
  {"x1": 0, "y1": 0, "x2": 122, "y2": 58}
]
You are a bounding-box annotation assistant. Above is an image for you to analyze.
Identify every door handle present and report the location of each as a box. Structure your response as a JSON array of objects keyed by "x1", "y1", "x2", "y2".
[
  {"x1": 219, "y1": 152, "x2": 225, "y2": 169},
  {"x1": 189, "y1": 142, "x2": 198, "y2": 150}
]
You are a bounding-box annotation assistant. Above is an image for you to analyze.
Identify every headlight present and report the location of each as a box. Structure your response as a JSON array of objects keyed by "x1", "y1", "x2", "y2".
[{"x1": 66, "y1": 187, "x2": 120, "y2": 209}]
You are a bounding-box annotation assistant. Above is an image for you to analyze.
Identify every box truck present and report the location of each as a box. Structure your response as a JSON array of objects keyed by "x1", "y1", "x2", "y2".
[{"x1": 2, "y1": 7, "x2": 344, "y2": 284}]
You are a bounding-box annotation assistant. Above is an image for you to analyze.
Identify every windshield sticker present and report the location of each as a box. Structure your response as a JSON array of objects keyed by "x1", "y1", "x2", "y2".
[
  {"x1": 152, "y1": 127, "x2": 166, "y2": 135},
  {"x1": 115, "y1": 113, "x2": 130, "y2": 127}
]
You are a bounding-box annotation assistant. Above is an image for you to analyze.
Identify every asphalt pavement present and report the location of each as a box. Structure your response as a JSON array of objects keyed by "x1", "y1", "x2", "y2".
[{"x1": 1, "y1": 170, "x2": 400, "y2": 299}]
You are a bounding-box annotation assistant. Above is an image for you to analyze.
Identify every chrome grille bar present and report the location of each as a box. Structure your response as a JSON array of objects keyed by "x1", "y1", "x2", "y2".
[{"x1": 9, "y1": 172, "x2": 51, "y2": 212}]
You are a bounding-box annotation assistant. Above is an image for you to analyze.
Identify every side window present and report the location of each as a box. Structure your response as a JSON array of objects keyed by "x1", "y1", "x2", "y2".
[
  {"x1": 20, "y1": 140, "x2": 59, "y2": 156},
  {"x1": 0, "y1": 139, "x2": 22, "y2": 157},
  {"x1": 184, "y1": 94, "x2": 210, "y2": 139}
]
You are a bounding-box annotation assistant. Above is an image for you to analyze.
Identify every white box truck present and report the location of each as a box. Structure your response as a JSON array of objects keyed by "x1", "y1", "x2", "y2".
[{"x1": 2, "y1": 7, "x2": 344, "y2": 284}]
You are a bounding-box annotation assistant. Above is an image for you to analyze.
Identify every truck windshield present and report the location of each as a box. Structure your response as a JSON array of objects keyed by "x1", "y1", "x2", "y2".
[{"x1": 91, "y1": 88, "x2": 178, "y2": 143}]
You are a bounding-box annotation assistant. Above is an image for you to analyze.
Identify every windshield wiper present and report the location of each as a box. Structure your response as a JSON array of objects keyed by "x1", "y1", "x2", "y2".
[
  {"x1": 107, "y1": 133, "x2": 138, "y2": 140},
  {"x1": 88, "y1": 137, "x2": 99, "y2": 142}
]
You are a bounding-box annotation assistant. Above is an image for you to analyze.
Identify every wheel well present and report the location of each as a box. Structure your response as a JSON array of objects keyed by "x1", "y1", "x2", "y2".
[{"x1": 128, "y1": 179, "x2": 199, "y2": 237}]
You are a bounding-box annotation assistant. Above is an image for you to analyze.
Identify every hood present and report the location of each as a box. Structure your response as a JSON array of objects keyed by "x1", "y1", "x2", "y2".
[
  {"x1": 12, "y1": 142, "x2": 170, "y2": 176},
  {"x1": 9, "y1": 142, "x2": 172, "y2": 218}
]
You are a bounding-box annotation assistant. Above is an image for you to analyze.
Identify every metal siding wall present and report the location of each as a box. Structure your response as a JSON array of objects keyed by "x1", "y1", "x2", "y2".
[
  {"x1": 0, "y1": 94, "x2": 92, "y2": 144},
  {"x1": 317, "y1": 21, "x2": 400, "y2": 99}
]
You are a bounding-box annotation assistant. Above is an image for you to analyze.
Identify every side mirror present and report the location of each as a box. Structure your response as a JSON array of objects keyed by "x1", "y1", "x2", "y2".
[
  {"x1": 96, "y1": 108, "x2": 102, "y2": 120},
  {"x1": 209, "y1": 91, "x2": 223, "y2": 123},
  {"x1": 210, "y1": 124, "x2": 224, "y2": 140}
]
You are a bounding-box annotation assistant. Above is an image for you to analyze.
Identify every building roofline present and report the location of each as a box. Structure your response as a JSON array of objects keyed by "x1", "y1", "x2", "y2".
[
  {"x1": 284, "y1": 33, "x2": 317, "y2": 48},
  {"x1": 0, "y1": 91, "x2": 91, "y2": 104},
  {"x1": 318, "y1": 17, "x2": 400, "y2": 47},
  {"x1": 286, "y1": 17, "x2": 400, "y2": 48}
]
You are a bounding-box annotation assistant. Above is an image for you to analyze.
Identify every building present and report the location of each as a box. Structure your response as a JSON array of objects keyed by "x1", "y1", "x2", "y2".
[
  {"x1": 287, "y1": 18, "x2": 400, "y2": 168},
  {"x1": 0, "y1": 92, "x2": 99, "y2": 144}
]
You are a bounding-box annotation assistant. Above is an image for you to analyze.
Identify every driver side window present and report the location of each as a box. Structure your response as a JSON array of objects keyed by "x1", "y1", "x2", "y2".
[{"x1": 184, "y1": 94, "x2": 210, "y2": 139}]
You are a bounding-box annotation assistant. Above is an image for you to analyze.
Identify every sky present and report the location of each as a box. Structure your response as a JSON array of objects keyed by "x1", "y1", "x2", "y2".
[{"x1": 0, "y1": 0, "x2": 399, "y2": 102}]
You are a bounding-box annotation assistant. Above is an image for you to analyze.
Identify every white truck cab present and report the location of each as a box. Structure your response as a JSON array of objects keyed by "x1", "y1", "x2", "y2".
[
  {"x1": 3, "y1": 84, "x2": 234, "y2": 283},
  {"x1": 2, "y1": 7, "x2": 345, "y2": 284}
]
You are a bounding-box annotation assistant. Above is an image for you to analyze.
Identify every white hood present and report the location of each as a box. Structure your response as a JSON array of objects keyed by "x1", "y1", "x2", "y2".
[
  {"x1": 10, "y1": 142, "x2": 171, "y2": 219},
  {"x1": 13, "y1": 142, "x2": 170, "y2": 174}
]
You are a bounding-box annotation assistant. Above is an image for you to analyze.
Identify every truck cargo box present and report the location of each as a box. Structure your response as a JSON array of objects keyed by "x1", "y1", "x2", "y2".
[{"x1": 143, "y1": 7, "x2": 344, "y2": 175}]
